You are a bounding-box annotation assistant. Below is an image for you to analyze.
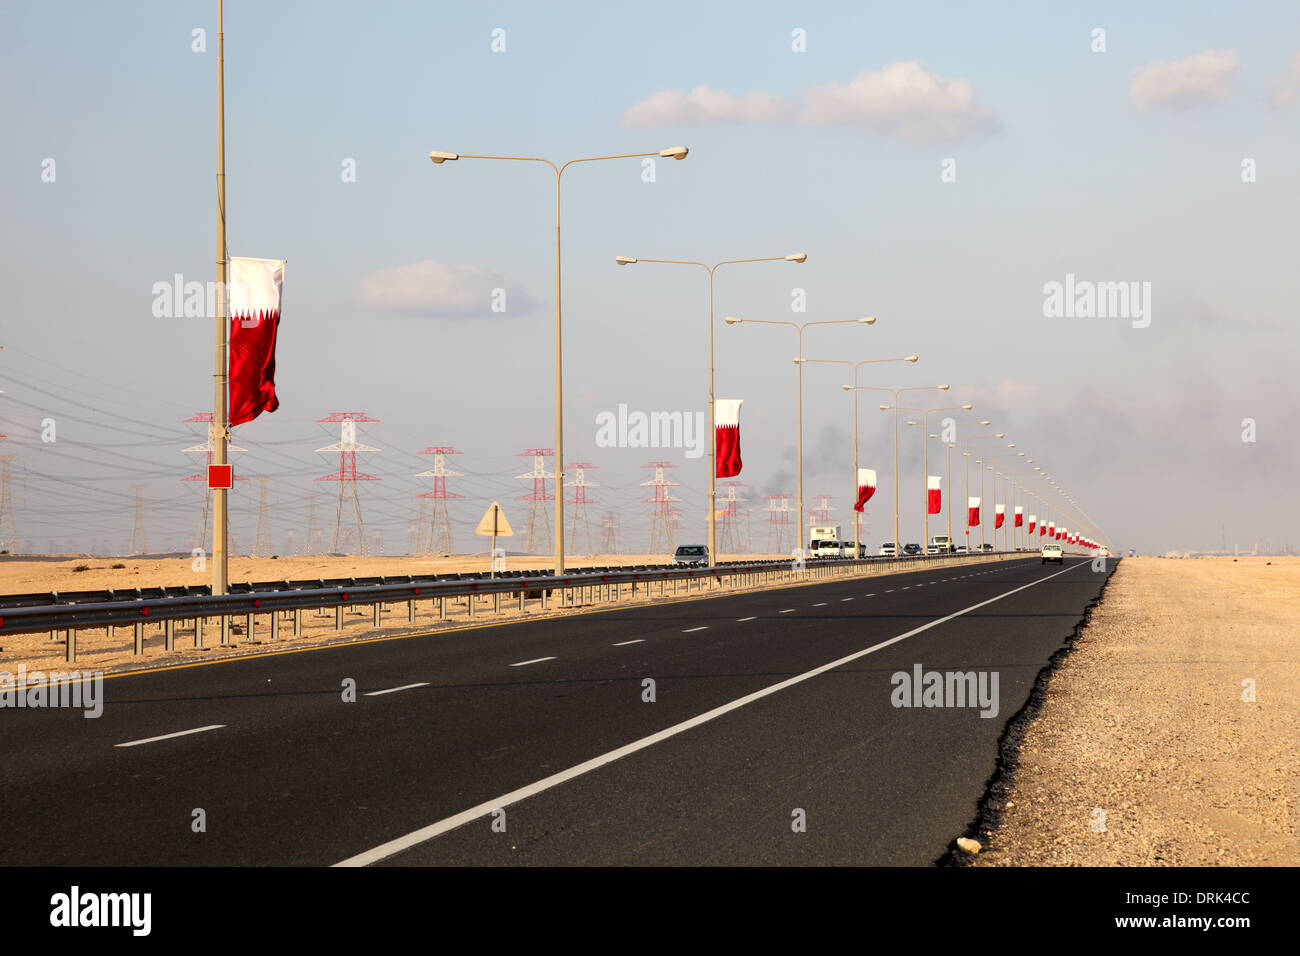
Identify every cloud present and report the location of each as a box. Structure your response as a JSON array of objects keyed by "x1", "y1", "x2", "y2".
[
  {"x1": 1129, "y1": 49, "x2": 1237, "y2": 110},
  {"x1": 1269, "y1": 52, "x2": 1300, "y2": 107},
  {"x1": 799, "y1": 62, "x2": 1000, "y2": 144},
  {"x1": 621, "y1": 86, "x2": 794, "y2": 127},
  {"x1": 352, "y1": 260, "x2": 536, "y2": 317},
  {"x1": 622, "y1": 62, "x2": 999, "y2": 145}
]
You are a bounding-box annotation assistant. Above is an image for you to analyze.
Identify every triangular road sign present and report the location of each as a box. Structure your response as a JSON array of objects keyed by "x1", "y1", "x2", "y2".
[{"x1": 474, "y1": 502, "x2": 514, "y2": 537}]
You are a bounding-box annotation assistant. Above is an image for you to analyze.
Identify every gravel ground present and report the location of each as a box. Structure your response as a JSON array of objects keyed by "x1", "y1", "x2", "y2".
[{"x1": 963, "y1": 556, "x2": 1300, "y2": 866}]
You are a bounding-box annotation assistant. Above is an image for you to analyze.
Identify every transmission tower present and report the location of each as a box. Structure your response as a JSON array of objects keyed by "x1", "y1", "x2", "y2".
[
  {"x1": 640, "y1": 461, "x2": 680, "y2": 555},
  {"x1": 811, "y1": 493, "x2": 836, "y2": 524},
  {"x1": 252, "y1": 477, "x2": 275, "y2": 556},
  {"x1": 717, "y1": 480, "x2": 746, "y2": 555},
  {"x1": 128, "y1": 484, "x2": 149, "y2": 555},
  {"x1": 181, "y1": 413, "x2": 246, "y2": 553},
  {"x1": 515, "y1": 448, "x2": 554, "y2": 554},
  {"x1": 283, "y1": 528, "x2": 296, "y2": 556},
  {"x1": 564, "y1": 462, "x2": 598, "y2": 555},
  {"x1": 315, "y1": 412, "x2": 381, "y2": 555},
  {"x1": 765, "y1": 494, "x2": 794, "y2": 554},
  {"x1": 0, "y1": 454, "x2": 20, "y2": 554},
  {"x1": 599, "y1": 511, "x2": 620, "y2": 554},
  {"x1": 304, "y1": 491, "x2": 325, "y2": 554},
  {"x1": 416, "y1": 445, "x2": 463, "y2": 554}
]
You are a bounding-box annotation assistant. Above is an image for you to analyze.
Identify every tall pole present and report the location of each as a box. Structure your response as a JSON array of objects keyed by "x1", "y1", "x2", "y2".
[
  {"x1": 212, "y1": 0, "x2": 229, "y2": 595},
  {"x1": 979, "y1": 460, "x2": 985, "y2": 551},
  {"x1": 707, "y1": 268, "x2": 716, "y2": 564},
  {"x1": 851, "y1": 372, "x2": 859, "y2": 557},
  {"x1": 946, "y1": 442, "x2": 953, "y2": 548},
  {"x1": 893, "y1": 402, "x2": 900, "y2": 554},
  {"x1": 796, "y1": 328, "x2": 804, "y2": 554},
  {"x1": 922, "y1": 425, "x2": 929, "y2": 551},
  {"x1": 553, "y1": 172, "x2": 564, "y2": 574}
]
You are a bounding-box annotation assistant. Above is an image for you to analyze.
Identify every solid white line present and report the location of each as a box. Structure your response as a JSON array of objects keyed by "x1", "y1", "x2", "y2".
[
  {"x1": 334, "y1": 561, "x2": 1085, "y2": 867},
  {"x1": 510, "y1": 656, "x2": 556, "y2": 667},
  {"x1": 885, "y1": 589, "x2": 894, "y2": 593},
  {"x1": 779, "y1": 608, "x2": 795, "y2": 613},
  {"x1": 612, "y1": 639, "x2": 644, "y2": 646},
  {"x1": 682, "y1": 626, "x2": 708, "y2": 633},
  {"x1": 841, "y1": 598, "x2": 853, "y2": 602},
  {"x1": 813, "y1": 602, "x2": 827, "y2": 607},
  {"x1": 116, "y1": 725, "x2": 225, "y2": 748},
  {"x1": 736, "y1": 616, "x2": 757, "y2": 622},
  {"x1": 865, "y1": 593, "x2": 875, "y2": 597},
  {"x1": 364, "y1": 682, "x2": 430, "y2": 697}
]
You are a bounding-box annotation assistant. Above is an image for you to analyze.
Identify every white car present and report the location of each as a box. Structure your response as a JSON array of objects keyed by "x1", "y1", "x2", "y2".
[
  {"x1": 878, "y1": 542, "x2": 897, "y2": 557},
  {"x1": 1041, "y1": 543, "x2": 1063, "y2": 564}
]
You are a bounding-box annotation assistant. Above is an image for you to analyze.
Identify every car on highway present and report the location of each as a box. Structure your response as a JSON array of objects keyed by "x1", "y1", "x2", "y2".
[
  {"x1": 878, "y1": 542, "x2": 897, "y2": 557},
  {"x1": 980, "y1": 543, "x2": 994, "y2": 552},
  {"x1": 1041, "y1": 542, "x2": 1063, "y2": 564},
  {"x1": 903, "y1": 543, "x2": 922, "y2": 556},
  {"x1": 672, "y1": 545, "x2": 709, "y2": 565},
  {"x1": 954, "y1": 545, "x2": 968, "y2": 554}
]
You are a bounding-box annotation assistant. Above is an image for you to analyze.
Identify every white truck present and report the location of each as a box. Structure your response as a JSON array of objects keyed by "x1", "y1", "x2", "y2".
[
  {"x1": 928, "y1": 534, "x2": 953, "y2": 554},
  {"x1": 808, "y1": 525, "x2": 844, "y2": 558}
]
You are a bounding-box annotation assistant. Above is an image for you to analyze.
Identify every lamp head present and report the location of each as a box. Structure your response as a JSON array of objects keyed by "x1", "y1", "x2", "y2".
[
  {"x1": 859, "y1": 316, "x2": 876, "y2": 324},
  {"x1": 429, "y1": 150, "x2": 459, "y2": 164},
  {"x1": 724, "y1": 316, "x2": 742, "y2": 325},
  {"x1": 659, "y1": 146, "x2": 689, "y2": 160},
  {"x1": 786, "y1": 253, "x2": 807, "y2": 262},
  {"x1": 615, "y1": 256, "x2": 637, "y2": 266}
]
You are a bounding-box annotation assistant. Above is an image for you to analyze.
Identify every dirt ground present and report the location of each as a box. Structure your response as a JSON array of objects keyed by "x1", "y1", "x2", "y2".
[
  {"x1": 969, "y1": 556, "x2": 1300, "y2": 866},
  {"x1": 0, "y1": 551, "x2": 1017, "y2": 676}
]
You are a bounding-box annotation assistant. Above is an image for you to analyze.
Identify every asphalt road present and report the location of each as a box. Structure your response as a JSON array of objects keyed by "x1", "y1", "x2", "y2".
[{"x1": 0, "y1": 555, "x2": 1114, "y2": 865}]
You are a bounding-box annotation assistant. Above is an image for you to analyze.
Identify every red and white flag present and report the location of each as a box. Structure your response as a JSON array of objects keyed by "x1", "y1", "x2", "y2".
[
  {"x1": 994, "y1": 504, "x2": 1005, "y2": 530},
  {"x1": 1028, "y1": 514, "x2": 1036, "y2": 534},
  {"x1": 228, "y1": 257, "x2": 285, "y2": 427},
  {"x1": 1039, "y1": 524, "x2": 1046, "y2": 537},
  {"x1": 967, "y1": 497, "x2": 980, "y2": 526},
  {"x1": 714, "y1": 399, "x2": 743, "y2": 478},
  {"x1": 1014, "y1": 505, "x2": 1023, "y2": 527},
  {"x1": 927, "y1": 475, "x2": 941, "y2": 515},
  {"x1": 854, "y1": 468, "x2": 877, "y2": 512},
  {"x1": 1047, "y1": 522, "x2": 1055, "y2": 538}
]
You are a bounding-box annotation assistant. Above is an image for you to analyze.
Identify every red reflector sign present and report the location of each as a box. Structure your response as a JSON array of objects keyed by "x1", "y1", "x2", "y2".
[{"x1": 208, "y1": 464, "x2": 234, "y2": 489}]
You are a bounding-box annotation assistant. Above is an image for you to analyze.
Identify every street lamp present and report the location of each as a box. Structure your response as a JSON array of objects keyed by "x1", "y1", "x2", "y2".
[
  {"x1": 726, "y1": 316, "x2": 875, "y2": 554},
  {"x1": 615, "y1": 253, "x2": 807, "y2": 565},
  {"x1": 845, "y1": 385, "x2": 949, "y2": 556},
  {"x1": 429, "y1": 145, "x2": 689, "y2": 574},
  {"x1": 800, "y1": 356, "x2": 919, "y2": 557},
  {"x1": 902, "y1": 403, "x2": 971, "y2": 552}
]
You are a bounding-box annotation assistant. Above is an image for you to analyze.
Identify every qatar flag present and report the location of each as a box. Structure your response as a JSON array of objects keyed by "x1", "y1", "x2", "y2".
[
  {"x1": 967, "y1": 497, "x2": 980, "y2": 527},
  {"x1": 927, "y1": 475, "x2": 941, "y2": 515},
  {"x1": 1028, "y1": 515, "x2": 1036, "y2": 534},
  {"x1": 228, "y1": 257, "x2": 285, "y2": 427},
  {"x1": 1039, "y1": 524, "x2": 1046, "y2": 537},
  {"x1": 1014, "y1": 506, "x2": 1023, "y2": 527},
  {"x1": 714, "y1": 399, "x2": 743, "y2": 478},
  {"x1": 854, "y1": 468, "x2": 877, "y2": 512},
  {"x1": 994, "y1": 504, "x2": 1005, "y2": 530}
]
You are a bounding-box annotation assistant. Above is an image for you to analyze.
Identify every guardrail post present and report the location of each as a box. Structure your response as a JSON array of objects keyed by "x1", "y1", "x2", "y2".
[
  {"x1": 439, "y1": 596, "x2": 447, "y2": 620},
  {"x1": 133, "y1": 622, "x2": 144, "y2": 655},
  {"x1": 541, "y1": 589, "x2": 548, "y2": 610},
  {"x1": 245, "y1": 612, "x2": 255, "y2": 643},
  {"x1": 270, "y1": 612, "x2": 279, "y2": 642},
  {"x1": 335, "y1": 606, "x2": 343, "y2": 631},
  {"x1": 220, "y1": 615, "x2": 232, "y2": 645},
  {"x1": 66, "y1": 628, "x2": 76, "y2": 663},
  {"x1": 164, "y1": 619, "x2": 175, "y2": 651},
  {"x1": 373, "y1": 603, "x2": 382, "y2": 627},
  {"x1": 408, "y1": 599, "x2": 416, "y2": 623},
  {"x1": 494, "y1": 592, "x2": 501, "y2": 614},
  {"x1": 468, "y1": 593, "x2": 475, "y2": 618},
  {"x1": 195, "y1": 617, "x2": 204, "y2": 648},
  {"x1": 293, "y1": 608, "x2": 302, "y2": 637},
  {"x1": 517, "y1": 591, "x2": 524, "y2": 612}
]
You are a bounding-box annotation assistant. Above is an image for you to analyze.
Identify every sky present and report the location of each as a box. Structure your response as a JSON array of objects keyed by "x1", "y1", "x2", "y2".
[{"x1": 1, "y1": 0, "x2": 1298, "y2": 558}]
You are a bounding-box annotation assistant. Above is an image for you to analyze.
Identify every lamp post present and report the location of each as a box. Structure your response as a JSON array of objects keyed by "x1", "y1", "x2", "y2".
[
  {"x1": 800, "y1": 356, "x2": 919, "y2": 558},
  {"x1": 962, "y1": 435, "x2": 1011, "y2": 550},
  {"x1": 725, "y1": 315, "x2": 875, "y2": 555},
  {"x1": 925, "y1": 421, "x2": 990, "y2": 551},
  {"x1": 901, "y1": 404, "x2": 971, "y2": 551},
  {"x1": 981, "y1": 451, "x2": 1025, "y2": 550},
  {"x1": 845, "y1": 385, "x2": 949, "y2": 556},
  {"x1": 614, "y1": 253, "x2": 806, "y2": 566},
  {"x1": 429, "y1": 145, "x2": 689, "y2": 574}
]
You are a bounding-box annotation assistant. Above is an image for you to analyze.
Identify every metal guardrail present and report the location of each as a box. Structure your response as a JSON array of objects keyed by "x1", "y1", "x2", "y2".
[{"x1": 0, "y1": 550, "x2": 1029, "y2": 662}]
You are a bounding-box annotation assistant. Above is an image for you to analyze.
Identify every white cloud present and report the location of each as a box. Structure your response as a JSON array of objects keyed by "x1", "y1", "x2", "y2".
[
  {"x1": 352, "y1": 260, "x2": 534, "y2": 317},
  {"x1": 1269, "y1": 52, "x2": 1300, "y2": 107},
  {"x1": 799, "y1": 62, "x2": 999, "y2": 144},
  {"x1": 1129, "y1": 49, "x2": 1238, "y2": 110},
  {"x1": 621, "y1": 85, "x2": 794, "y2": 127},
  {"x1": 622, "y1": 62, "x2": 999, "y2": 145}
]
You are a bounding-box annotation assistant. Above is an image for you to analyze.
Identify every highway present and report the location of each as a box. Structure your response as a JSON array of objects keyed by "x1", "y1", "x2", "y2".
[{"x1": 0, "y1": 555, "x2": 1114, "y2": 866}]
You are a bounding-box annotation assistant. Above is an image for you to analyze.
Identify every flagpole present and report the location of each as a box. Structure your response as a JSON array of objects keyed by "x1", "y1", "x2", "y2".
[{"x1": 213, "y1": 0, "x2": 229, "y2": 596}]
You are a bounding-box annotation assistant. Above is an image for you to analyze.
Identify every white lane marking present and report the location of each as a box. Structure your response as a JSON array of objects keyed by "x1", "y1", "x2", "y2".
[
  {"x1": 813, "y1": 602, "x2": 828, "y2": 607},
  {"x1": 779, "y1": 608, "x2": 795, "y2": 614},
  {"x1": 510, "y1": 656, "x2": 557, "y2": 667},
  {"x1": 865, "y1": 593, "x2": 876, "y2": 597},
  {"x1": 364, "y1": 682, "x2": 430, "y2": 697},
  {"x1": 116, "y1": 725, "x2": 225, "y2": 748},
  {"x1": 736, "y1": 616, "x2": 757, "y2": 622},
  {"x1": 885, "y1": 589, "x2": 894, "y2": 593},
  {"x1": 612, "y1": 639, "x2": 644, "y2": 646},
  {"x1": 682, "y1": 626, "x2": 709, "y2": 633},
  {"x1": 334, "y1": 561, "x2": 1085, "y2": 867},
  {"x1": 902, "y1": 586, "x2": 911, "y2": 590},
  {"x1": 841, "y1": 598, "x2": 853, "y2": 602}
]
